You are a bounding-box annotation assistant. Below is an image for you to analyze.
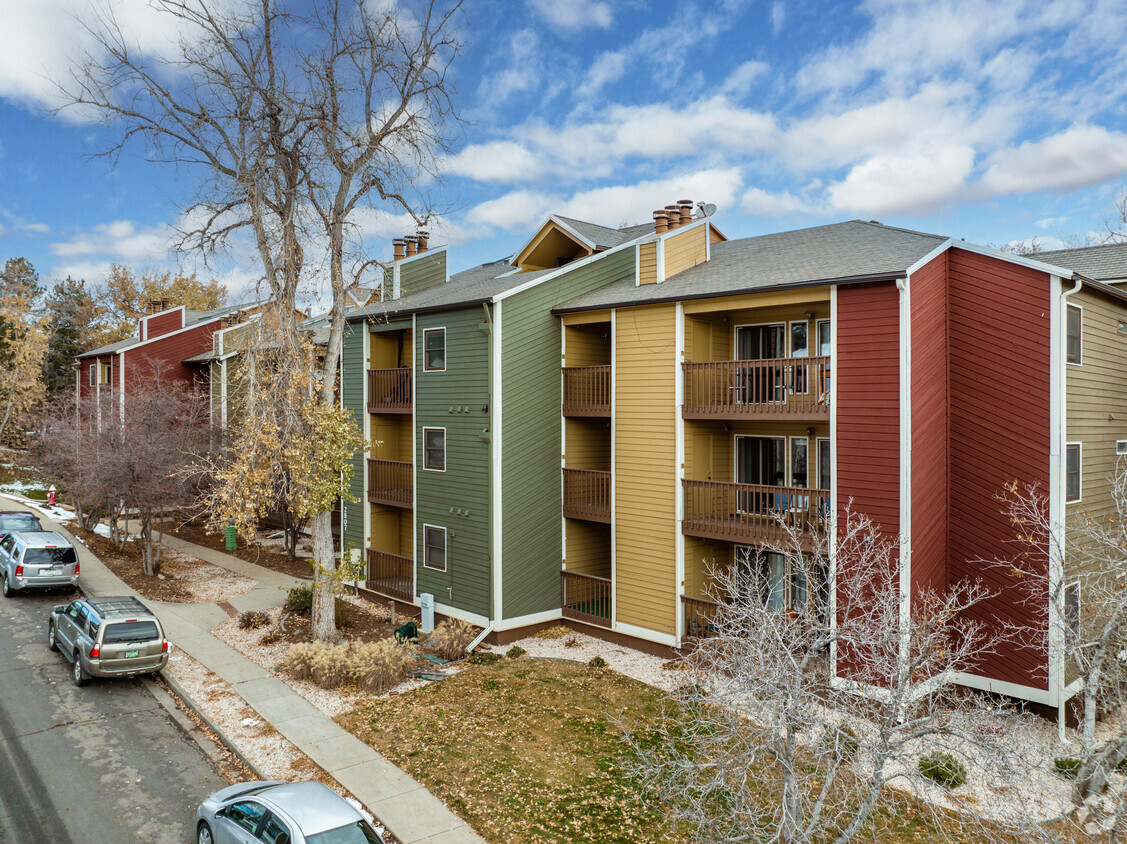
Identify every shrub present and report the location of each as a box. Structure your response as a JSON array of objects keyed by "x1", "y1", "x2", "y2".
[
  {"x1": 588, "y1": 656, "x2": 608, "y2": 669},
  {"x1": 506, "y1": 646, "x2": 527, "y2": 658},
  {"x1": 819, "y1": 723, "x2": 860, "y2": 762},
  {"x1": 284, "y1": 586, "x2": 313, "y2": 615},
  {"x1": 237, "y1": 610, "x2": 271, "y2": 630},
  {"x1": 280, "y1": 637, "x2": 414, "y2": 695},
  {"x1": 427, "y1": 619, "x2": 478, "y2": 661},
  {"x1": 564, "y1": 637, "x2": 581, "y2": 648},
  {"x1": 534, "y1": 625, "x2": 570, "y2": 640},
  {"x1": 1054, "y1": 757, "x2": 1082, "y2": 780},
  {"x1": 259, "y1": 630, "x2": 283, "y2": 646},
  {"x1": 469, "y1": 652, "x2": 502, "y2": 666},
  {"x1": 919, "y1": 752, "x2": 967, "y2": 788}
]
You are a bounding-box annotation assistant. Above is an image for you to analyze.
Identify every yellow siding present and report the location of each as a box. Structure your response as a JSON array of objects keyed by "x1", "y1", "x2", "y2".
[
  {"x1": 664, "y1": 224, "x2": 708, "y2": 279},
  {"x1": 566, "y1": 418, "x2": 611, "y2": 470},
  {"x1": 614, "y1": 304, "x2": 678, "y2": 635},
  {"x1": 562, "y1": 310, "x2": 612, "y2": 326},
  {"x1": 638, "y1": 242, "x2": 657, "y2": 285},
  {"x1": 565, "y1": 521, "x2": 611, "y2": 577},
  {"x1": 684, "y1": 536, "x2": 729, "y2": 600},
  {"x1": 563, "y1": 323, "x2": 611, "y2": 367},
  {"x1": 370, "y1": 414, "x2": 412, "y2": 462},
  {"x1": 683, "y1": 287, "x2": 830, "y2": 315}
]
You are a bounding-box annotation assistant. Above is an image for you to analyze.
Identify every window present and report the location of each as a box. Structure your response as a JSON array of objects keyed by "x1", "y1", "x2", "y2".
[
  {"x1": 424, "y1": 328, "x2": 446, "y2": 371},
  {"x1": 423, "y1": 428, "x2": 446, "y2": 471},
  {"x1": 88, "y1": 364, "x2": 95, "y2": 386},
  {"x1": 818, "y1": 438, "x2": 831, "y2": 492},
  {"x1": 816, "y1": 319, "x2": 831, "y2": 356},
  {"x1": 1117, "y1": 440, "x2": 1127, "y2": 456},
  {"x1": 1066, "y1": 442, "x2": 1081, "y2": 502},
  {"x1": 423, "y1": 525, "x2": 447, "y2": 571},
  {"x1": 226, "y1": 801, "x2": 267, "y2": 835},
  {"x1": 1067, "y1": 305, "x2": 1082, "y2": 365},
  {"x1": 1064, "y1": 583, "x2": 1080, "y2": 641},
  {"x1": 102, "y1": 621, "x2": 160, "y2": 644},
  {"x1": 259, "y1": 815, "x2": 291, "y2": 844},
  {"x1": 99, "y1": 362, "x2": 111, "y2": 384}
]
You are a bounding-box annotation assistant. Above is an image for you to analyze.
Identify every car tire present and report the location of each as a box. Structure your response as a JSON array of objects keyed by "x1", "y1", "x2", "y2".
[
  {"x1": 72, "y1": 653, "x2": 88, "y2": 687},
  {"x1": 1, "y1": 576, "x2": 10, "y2": 598},
  {"x1": 47, "y1": 622, "x2": 57, "y2": 652},
  {"x1": 197, "y1": 821, "x2": 214, "y2": 844}
]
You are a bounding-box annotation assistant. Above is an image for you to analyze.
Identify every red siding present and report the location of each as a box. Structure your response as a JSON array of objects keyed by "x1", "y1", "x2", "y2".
[
  {"x1": 946, "y1": 248, "x2": 1051, "y2": 690},
  {"x1": 910, "y1": 253, "x2": 949, "y2": 600},
  {"x1": 837, "y1": 281, "x2": 900, "y2": 535},
  {"x1": 123, "y1": 321, "x2": 216, "y2": 390},
  {"x1": 144, "y1": 309, "x2": 185, "y2": 340}
]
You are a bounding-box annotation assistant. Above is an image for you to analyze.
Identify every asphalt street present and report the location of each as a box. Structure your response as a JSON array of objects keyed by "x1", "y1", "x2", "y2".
[{"x1": 0, "y1": 583, "x2": 227, "y2": 844}]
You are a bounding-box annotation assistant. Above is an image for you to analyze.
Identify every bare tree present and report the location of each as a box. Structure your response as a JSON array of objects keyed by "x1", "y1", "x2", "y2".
[
  {"x1": 62, "y1": 0, "x2": 462, "y2": 640},
  {"x1": 33, "y1": 391, "x2": 116, "y2": 531},
  {"x1": 625, "y1": 509, "x2": 1024, "y2": 843}
]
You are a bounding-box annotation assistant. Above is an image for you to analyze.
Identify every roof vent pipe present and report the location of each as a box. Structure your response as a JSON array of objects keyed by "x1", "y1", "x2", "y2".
[
  {"x1": 665, "y1": 205, "x2": 681, "y2": 230},
  {"x1": 404, "y1": 236, "x2": 418, "y2": 257},
  {"x1": 392, "y1": 238, "x2": 406, "y2": 261},
  {"x1": 416, "y1": 230, "x2": 429, "y2": 253},
  {"x1": 677, "y1": 199, "x2": 693, "y2": 225},
  {"x1": 653, "y1": 211, "x2": 669, "y2": 235}
]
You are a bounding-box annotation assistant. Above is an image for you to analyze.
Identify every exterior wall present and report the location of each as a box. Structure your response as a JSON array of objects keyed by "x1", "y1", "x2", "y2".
[
  {"x1": 638, "y1": 242, "x2": 657, "y2": 285},
  {"x1": 614, "y1": 303, "x2": 678, "y2": 636},
  {"x1": 398, "y1": 250, "x2": 446, "y2": 298},
  {"x1": 341, "y1": 322, "x2": 365, "y2": 556},
  {"x1": 564, "y1": 520, "x2": 610, "y2": 577},
  {"x1": 415, "y1": 307, "x2": 492, "y2": 618},
  {"x1": 663, "y1": 223, "x2": 708, "y2": 279},
  {"x1": 502, "y1": 247, "x2": 635, "y2": 620},
  {"x1": 565, "y1": 418, "x2": 610, "y2": 470},
  {"x1": 121, "y1": 321, "x2": 217, "y2": 390},
  {"x1": 946, "y1": 247, "x2": 1051, "y2": 689},
  {"x1": 142, "y1": 308, "x2": 185, "y2": 340},
  {"x1": 910, "y1": 253, "x2": 949, "y2": 599},
  {"x1": 562, "y1": 323, "x2": 611, "y2": 367},
  {"x1": 836, "y1": 281, "x2": 900, "y2": 535}
]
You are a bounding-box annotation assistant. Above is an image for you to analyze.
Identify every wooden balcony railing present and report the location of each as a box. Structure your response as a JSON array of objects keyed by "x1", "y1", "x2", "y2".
[
  {"x1": 365, "y1": 549, "x2": 414, "y2": 603},
  {"x1": 682, "y1": 356, "x2": 830, "y2": 419},
  {"x1": 367, "y1": 367, "x2": 411, "y2": 414},
  {"x1": 561, "y1": 570, "x2": 612, "y2": 628},
  {"x1": 682, "y1": 595, "x2": 721, "y2": 639},
  {"x1": 562, "y1": 365, "x2": 611, "y2": 417},
  {"x1": 562, "y1": 468, "x2": 611, "y2": 524},
  {"x1": 682, "y1": 480, "x2": 828, "y2": 547},
  {"x1": 368, "y1": 459, "x2": 412, "y2": 507}
]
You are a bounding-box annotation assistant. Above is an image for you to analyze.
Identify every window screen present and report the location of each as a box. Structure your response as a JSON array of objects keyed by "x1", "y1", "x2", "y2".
[
  {"x1": 424, "y1": 428, "x2": 446, "y2": 470},
  {"x1": 1067, "y1": 306, "x2": 1082, "y2": 364},
  {"x1": 423, "y1": 525, "x2": 447, "y2": 572},
  {"x1": 424, "y1": 328, "x2": 446, "y2": 371},
  {"x1": 1066, "y1": 443, "x2": 1081, "y2": 502}
]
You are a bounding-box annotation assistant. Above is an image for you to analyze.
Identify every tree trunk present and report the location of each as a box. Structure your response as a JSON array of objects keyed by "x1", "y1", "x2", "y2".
[
  {"x1": 140, "y1": 514, "x2": 155, "y2": 576},
  {"x1": 310, "y1": 508, "x2": 336, "y2": 642}
]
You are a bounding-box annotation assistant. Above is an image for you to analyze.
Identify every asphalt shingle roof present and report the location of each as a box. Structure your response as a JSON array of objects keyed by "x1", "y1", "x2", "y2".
[
  {"x1": 77, "y1": 300, "x2": 268, "y2": 358},
  {"x1": 1035, "y1": 242, "x2": 1127, "y2": 282},
  {"x1": 554, "y1": 220, "x2": 950, "y2": 312},
  {"x1": 553, "y1": 216, "x2": 654, "y2": 250}
]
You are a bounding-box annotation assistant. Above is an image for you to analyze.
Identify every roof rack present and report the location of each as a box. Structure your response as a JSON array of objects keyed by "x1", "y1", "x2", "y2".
[{"x1": 87, "y1": 596, "x2": 154, "y2": 618}]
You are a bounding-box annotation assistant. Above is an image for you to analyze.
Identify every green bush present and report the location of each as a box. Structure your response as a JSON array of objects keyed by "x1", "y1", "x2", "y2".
[
  {"x1": 282, "y1": 586, "x2": 347, "y2": 625},
  {"x1": 919, "y1": 752, "x2": 967, "y2": 788},
  {"x1": 506, "y1": 646, "x2": 527, "y2": 658},
  {"x1": 237, "y1": 610, "x2": 271, "y2": 630},
  {"x1": 588, "y1": 656, "x2": 608, "y2": 669},
  {"x1": 1054, "y1": 757, "x2": 1082, "y2": 780}
]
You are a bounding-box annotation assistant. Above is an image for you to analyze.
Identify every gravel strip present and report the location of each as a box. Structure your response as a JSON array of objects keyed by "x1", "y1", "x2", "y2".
[{"x1": 158, "y1": 548, "x2": 256, "y2": 603}]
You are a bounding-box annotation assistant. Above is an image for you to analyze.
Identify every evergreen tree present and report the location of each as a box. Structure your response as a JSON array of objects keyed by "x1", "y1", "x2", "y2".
[{"x1": 43, "y1": 276, "x2": 94, "y2": 394}]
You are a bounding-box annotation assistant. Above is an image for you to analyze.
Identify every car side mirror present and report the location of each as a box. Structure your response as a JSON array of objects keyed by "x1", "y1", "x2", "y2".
[
  {"x1": 53, "y1": 605, "x2": 66, "y2": 614},
  {"x1": 214, "y1": 807, "x2": 226, "y2": 818}
]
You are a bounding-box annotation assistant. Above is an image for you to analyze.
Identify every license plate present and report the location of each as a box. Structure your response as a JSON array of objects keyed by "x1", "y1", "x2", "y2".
[
  {"x1": 124, "y1": 650, "x2": 139, "y2": 658},
  {"x1": 39, "y1": 569, "x2": 57, "y2": 577}
]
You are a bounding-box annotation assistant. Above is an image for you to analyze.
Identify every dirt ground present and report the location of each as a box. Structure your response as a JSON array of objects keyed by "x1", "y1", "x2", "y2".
[
  {"x1": 162, "y1": 518, "x2": 316, "y2": 581},
  {"x1": 76, "y1": 528, "x2": 198, "y2": 603}
]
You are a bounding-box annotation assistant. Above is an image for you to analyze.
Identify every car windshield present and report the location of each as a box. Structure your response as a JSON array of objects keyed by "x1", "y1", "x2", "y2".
[
  {"x1": 102, "y1": 621, "x2": 159, "y2": 644},
  {"x1": 24, "y1": 547, "x2": 76, "y2": 565},
  {"x1": 306, "y1": 820, "x2": 383, "y2": 844},
  {"x1": 1, "y1": 516, "x2": 40, "y2": 532}
]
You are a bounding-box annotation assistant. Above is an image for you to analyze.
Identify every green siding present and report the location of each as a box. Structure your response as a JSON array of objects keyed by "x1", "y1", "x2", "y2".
[
  {"x1": 500, "y1": 247, "x2": 635, "y2": 619},
  {"x1": 341, "y1": 322, "x2": 365, "y2": 555},
  {"x1": 415, "y1": 307, "x2": 492, "y2": 618},
  {"x1": 400, "y1": 250, "x2": 446, "y2": 298}
]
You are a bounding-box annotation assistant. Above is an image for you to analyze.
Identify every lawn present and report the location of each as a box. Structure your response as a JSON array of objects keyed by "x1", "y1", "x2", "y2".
[{"x1": 337, "y1": 656, "x2": 1023, "y2": 844}]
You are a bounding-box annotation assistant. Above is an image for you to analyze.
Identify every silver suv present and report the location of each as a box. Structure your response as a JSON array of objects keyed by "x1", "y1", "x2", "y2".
[
  {"x1": 0, "y1": 530, "x2": 79, "y2": 597},
  {"x1": 48, "y1": 596, "x2": 168, "y2": 686}
]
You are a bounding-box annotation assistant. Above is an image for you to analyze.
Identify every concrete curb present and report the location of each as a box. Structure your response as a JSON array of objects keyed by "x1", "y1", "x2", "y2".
[{"x1": 153, "y1": 672, "x2": 269, "y2": 781}]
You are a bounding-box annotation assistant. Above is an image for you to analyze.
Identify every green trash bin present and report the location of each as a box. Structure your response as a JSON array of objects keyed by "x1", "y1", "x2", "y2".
[{"x1": 225, "y1": 524, "x2": 237, "y2": 551}]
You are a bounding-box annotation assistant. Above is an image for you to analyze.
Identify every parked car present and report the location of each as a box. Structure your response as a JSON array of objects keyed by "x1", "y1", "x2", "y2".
[
  {"x1": 196, "y1": 781, "x2": 385, "y2": 844},
  {"x1": 0, "y1": 510, "x2": 42, "y2": 541},
  {"x1": 0, "y1": 530, "x2": 78, "y2": 597},
  {"x1": 48, "y1": 595, "x2": 168, "y2": 686}
]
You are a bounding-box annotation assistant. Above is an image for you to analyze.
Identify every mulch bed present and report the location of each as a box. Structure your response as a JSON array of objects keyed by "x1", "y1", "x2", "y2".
[
  {"x1": 262, "y1": 599, "x2": 405, "y2": 647},
  {"x1": 163, "y1": 519, "x2": 315, "y2": 581},
  {"x1": 75, "y1": 528, "x2": 196, "y2": 603}
]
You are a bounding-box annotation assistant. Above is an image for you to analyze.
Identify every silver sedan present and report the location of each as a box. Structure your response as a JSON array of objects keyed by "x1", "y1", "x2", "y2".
[{"x1": 195, "y1": 780, "x2": 385, "y2": 844}]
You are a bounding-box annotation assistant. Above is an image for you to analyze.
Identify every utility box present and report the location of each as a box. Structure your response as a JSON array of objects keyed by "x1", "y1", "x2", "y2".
[
  {"x1": 420, "y1": 592, "x2": 435, "y2": 632},
  {"x1": 225, "y1": 524, "x2": 237, "y2": 551}
]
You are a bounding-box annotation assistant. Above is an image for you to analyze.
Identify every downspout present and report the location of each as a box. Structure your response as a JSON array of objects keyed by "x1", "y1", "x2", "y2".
[
  {"x1": 1056, "y1": 274, "x2": 1083, "y2": 741},
  {"x1": 482, "y1": 302, "x2": 496, "y2": 627}
]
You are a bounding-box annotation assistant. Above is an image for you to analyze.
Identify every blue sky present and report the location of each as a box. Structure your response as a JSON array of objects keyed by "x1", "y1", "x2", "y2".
[{"x1": 2, "y1": 0, "x2": 1127, "y2": 302}]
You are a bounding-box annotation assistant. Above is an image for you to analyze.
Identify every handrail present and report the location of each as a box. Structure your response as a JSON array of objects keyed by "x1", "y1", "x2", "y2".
[
  {"x1": 683, "y1": 356, "x2": 830, "y2": 417},
  {"x1": 367, "y1": 458, "x2": 412, "y2": 507},
  {"x1": 562, "y1": 365, "x2": 611, "y2": 416},
  {"x1": 681, "y1": 594, "x2": 721, "y2": 639},
  {"x1": 562, "y1": 468, "x2": 611, "y2": 523},
  {"x1": 682, "y1": 480, "x2": 829, "y2": 544},
  {"x1": 364, "y1": 549, "x2": 413, "y2": 603},
  {"x1": 561, "y1": 570, "x2": 612, "y2": 628},
  {"x1": 367, "y1": 367, "x2": 412, "y2": 414}
]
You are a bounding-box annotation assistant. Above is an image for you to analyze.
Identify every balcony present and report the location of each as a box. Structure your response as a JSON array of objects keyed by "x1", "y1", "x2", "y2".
[
  {"x1": 682, "y1": 480, "x2": 828, "y2": 548},
  {"x1": 562, "y1": 468, "x2": 611, "y2": 524},
  {"x1": 365, "y1": 549, "x2": 414, "y2": 603},
  {"x1": 368, "y1": 459, "x2": 412, "y2": 507},
  {"x1": 681, "y1": 595, "x2": 721, "y2": 639},
  {"x1": 561, "y1": 570, "x2": 611, "y2": 628},
  {"x1": 682, "y1": 356, "x2": 830, "y2": 420},
  {"x1": 562, "y1": 365, "x2": 611, "y2": 417},
  {"x1": 367, "y1": 367, "x2": 412, "y2": 414}
]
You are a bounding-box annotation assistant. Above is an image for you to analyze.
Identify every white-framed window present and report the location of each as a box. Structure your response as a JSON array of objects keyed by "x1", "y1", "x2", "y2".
[
  {"x1": 99, "y1": 362, "x2": 111, "y2": 384},
  {"x1": 423, "y1": 427, "x2": 446, "y2": 471},
  {"x1": 817, "y1": 437, "x2": 831, "y2": 492},
  {"x1": 1066, "y1": 442, "x2": 1082, "y2": 503},
  {"x1": 423, "y1": 524, "x2": 447, "y2": 572},
  {"x1": 1117, "y1": 440, "x2": 1127, "y2": 456},
  {"x1": 816, "y1": 319, "x2": 831, "y2": 356},
  {"x1": 1063, "y1": 582, "x2": 1080, "y2": 641},
  {"x1": 789, "y1": 436, "x2": 808, "y2": 488},
  {"x1": 423, "y1": 327, "x2": 446, "y2": 371},
  {"x1": 1066, "y1": 304, "x2": 1082, "y2": 365},
  {"x1": 88, "y1": 364, "x2": 96, "y2": 386}
]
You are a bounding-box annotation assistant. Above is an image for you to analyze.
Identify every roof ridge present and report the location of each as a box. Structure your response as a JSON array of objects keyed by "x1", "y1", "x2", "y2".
[{"x1": 852, "y1": 218, "x2": 949, "y2": 241}]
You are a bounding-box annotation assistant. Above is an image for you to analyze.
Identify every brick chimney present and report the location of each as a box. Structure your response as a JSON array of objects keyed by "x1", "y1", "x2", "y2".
[
  {"x1": 665, "y1": 205, "x2": 681, "y2": 230},
  {"x1": 416, "y1": 230, "x2": 430, "y2": 253},
  {"x1": 677, "y1": 199, "x2": 693, "y2": 225},
  {"x1": 653, "y1": 210, "x2": 669, "y2": 235},
  {"x1": 392, "y1": 238, "x2": 406, "y2": 261}
]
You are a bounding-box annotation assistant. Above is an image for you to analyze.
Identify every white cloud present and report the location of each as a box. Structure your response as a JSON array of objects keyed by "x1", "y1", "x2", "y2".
[
  {"x1": 828, "y1": 144, "x2": 976, "y2": 215},
  {"x1": 977, "y1": 125, "x2": 1127, "y2": 196},
  {"x1": 577, "y1": 50, "x2": 628, "y2": 98},
  {"x1": 741, "y1": 187, "x2": 816, "y2": 217},
  {"x1": 770, "y1": 2, "x2": 786, "y2": 34},
  {"x1": 555, "y1": 168, "x2": 744, "y2": 229},
  {"x1": 526, "y1": 0, "x2": 612, "y2": 31},
  {"x1": 466, "y1": 191, "x2": 554, "y2": 233},
  {"x1": 444, "y1": 141, "x2": 544, "y2": 183},
  {"x1": 1035, "y1": 216, "x2": 1069, "y2": 229},
  {"x1": 476, "y1": 29, "x2": 541, "y2": 107},
  {"x1": 720, "y1": 61, "x2": 769, "y2": 97},
  {"x1": 50, "y1": 219, "x2": 174, "y2": 261}
]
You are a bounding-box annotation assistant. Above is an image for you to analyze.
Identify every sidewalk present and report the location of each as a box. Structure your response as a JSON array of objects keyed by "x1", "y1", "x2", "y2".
[{"x1": 39, "y1": 510, "x2": 483, "y2": 844}]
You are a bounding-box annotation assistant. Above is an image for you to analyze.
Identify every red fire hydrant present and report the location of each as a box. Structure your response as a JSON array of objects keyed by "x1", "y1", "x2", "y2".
[{"x1": 47, "y1": 486, "x2": 56, "y2": 507}]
